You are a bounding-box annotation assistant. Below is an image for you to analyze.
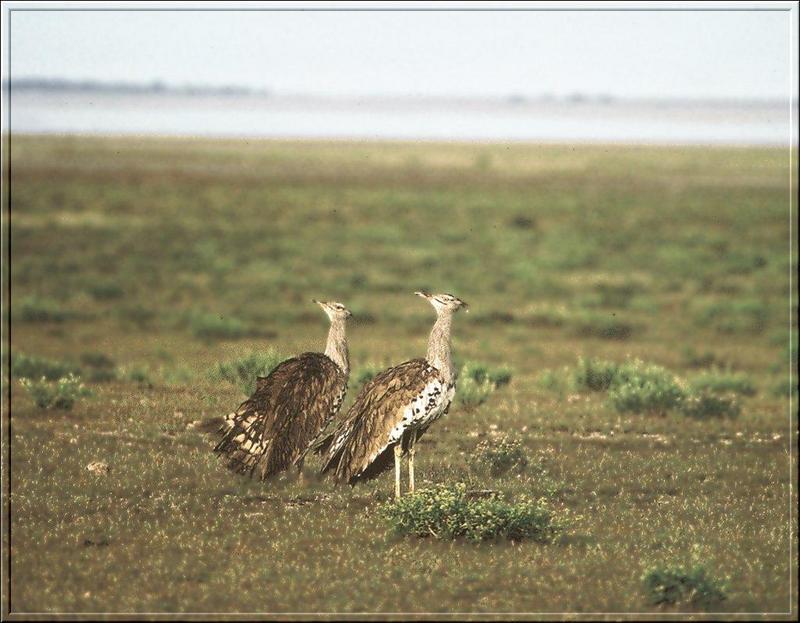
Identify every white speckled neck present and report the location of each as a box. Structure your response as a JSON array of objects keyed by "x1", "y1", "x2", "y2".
[
  {"x1": 426, "y1": 310, "x2": 454, "y2": 384},
  {"x1": 324, "y1": 316, "x2": 349, "y2": 376}
]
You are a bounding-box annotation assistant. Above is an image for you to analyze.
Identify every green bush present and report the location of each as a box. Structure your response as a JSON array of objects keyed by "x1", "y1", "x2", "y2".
[
  {"x1": 573, "y1": 312, "x2": 635, "y2": 340},
  {"x1": 209, "y1": 350, "x2": 284, "y2": 395},
  {"x1": 352, "y1": 363, "x2": 384, "y2": 390},
  {"x1": 455, "y1": 361, "x2": 513, "y2": 408},
  {"x1": 11, "y1": 352, "x2": 80, "y2": 381},
  {"x1": 16, "y1": 296, "x2": 71, "y2": 323},
  {"x1": 695, "y1": 300, "x2": 768, "y2": 334},
  {"x1": 679, "y1": 391, "x2": 741, "y2": 419},
  {"x1": 123, "y1": 366, "x2": 154, "y2": 388},
  {"x1": 80, "y1": 352, "x2": 118, "y2": 382},
  {"x1": 87, "y1": 281, "x2": 124, "y2": 300},
  {"x1": 573, "y1": 357, "x2": 620, "y2": 392},
  {"x1": 470, "y1": 434, "x2": 528, "y2": 475},
  {"x1": 689, "y1": 370, "x2": 756, "y2": 397},
  {"x1": 642, "y1": 565, "x2": 727, "y2": 610},
  {"x1": 19, "y1": 374, "x2": 93, "y2": 410},
  {"x1": 187, "y1": 311, "x2": 249, "y2": 340},
  {"x1": 381, "y1": 483, "x2": 562, "y2": 542},
  {"x1": 681, "y1": 346, "x2": 722, "y2": 369},
  {"x1": 607, "y1": 360, "x2": 686, "y2": 415},
  {"x1": 535, "y1": 368, "x2": 570, "y2": 395}
]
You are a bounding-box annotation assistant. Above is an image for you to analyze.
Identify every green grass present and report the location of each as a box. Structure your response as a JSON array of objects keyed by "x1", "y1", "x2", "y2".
[{"x1": 7, "y1": 135, "x2": 796, "y2": 614}]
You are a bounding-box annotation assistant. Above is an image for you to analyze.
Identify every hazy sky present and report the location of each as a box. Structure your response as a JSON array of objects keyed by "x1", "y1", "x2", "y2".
[{"x1": 5, "y1": 5, "x2": 796, "y2": 99}]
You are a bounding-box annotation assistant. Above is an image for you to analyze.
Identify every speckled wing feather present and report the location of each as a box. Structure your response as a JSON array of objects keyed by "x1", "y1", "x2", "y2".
[
  {"x1": 214, "y1": 352, "x2": 347, "y2": 479},
  {"x1": 321, "y1": 358, "x2": 446, "y2": 484}
]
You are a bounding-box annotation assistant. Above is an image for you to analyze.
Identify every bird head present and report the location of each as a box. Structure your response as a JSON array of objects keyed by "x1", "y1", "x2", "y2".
[
  {"x1": 313, "y1": 299, "x2": 352, "y2": 321},
  {"x1": 414, "y1": 291, "x2": 469, "y2": 314}
]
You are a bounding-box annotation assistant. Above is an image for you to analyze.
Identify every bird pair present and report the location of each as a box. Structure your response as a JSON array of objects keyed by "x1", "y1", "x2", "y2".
[{"x1": 214, "y1": 291, "x2": 468, "y2": 499}]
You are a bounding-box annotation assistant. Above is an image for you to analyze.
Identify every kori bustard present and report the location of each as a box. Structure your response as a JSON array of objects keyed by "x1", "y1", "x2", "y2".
[
  {"x1": 318, "y1": 291, "x2": 467, "y2": 498},
  {"x1": 214, "y1": 300, "x2": 351, "y2": 479}
]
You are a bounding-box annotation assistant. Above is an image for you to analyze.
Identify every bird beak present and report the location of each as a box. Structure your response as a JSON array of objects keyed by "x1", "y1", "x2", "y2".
[
  {"x1": 414, "y1": 291, "x2": 430, "y2": 299},
  {"x1": 461, "y1": 301, "x2": 470, "y2": 313}
]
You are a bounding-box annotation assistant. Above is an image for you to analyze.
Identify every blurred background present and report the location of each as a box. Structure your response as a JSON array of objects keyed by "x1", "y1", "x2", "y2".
[{"x1": 5, "y1": 8, "x2": 798, "y2": 143}]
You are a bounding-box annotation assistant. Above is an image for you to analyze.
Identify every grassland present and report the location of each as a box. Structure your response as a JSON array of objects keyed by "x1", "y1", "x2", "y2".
[{"x1": 4, "y1": 135, "x2": 797, "y2": 617}]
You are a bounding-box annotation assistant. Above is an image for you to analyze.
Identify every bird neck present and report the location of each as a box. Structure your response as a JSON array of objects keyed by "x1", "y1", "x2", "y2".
[
  {"x1": 324, "y1": 317, "x2": 349, "y2": 376},
  {"x1": 426, "y1": 311, "x2": 454, "y2": 384}
]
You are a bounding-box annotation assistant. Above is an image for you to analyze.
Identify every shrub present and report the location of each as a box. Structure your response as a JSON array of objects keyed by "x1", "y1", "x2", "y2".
[
  {"x1": 16, "y1": 296, "x2": 70, "y2": 323},
  {"x1": 116, "y1": 304, "x2": 155, "y2": 328},
  {"x1": 689, "y1": 370, "x2": 756, "y2": 397},
  {"x1": 87, "y1": 281, "x2": 124, "y2": 300},
  {"x1": 123, "y1": 366, "x2": 154, "y2": 388},
  {"x1": 573, "y1": 312, "x2": 635, "y2": 340},
  {"x1": 209, "y1": 350, "x2": 284, "y2": 395},
  {"x1": 381, "y1": 483, "x2": 562, "y2": 542},
  {"x1": 19, "y1": 374, "x2": 93, "y2": 410},
  {"x1": 470, "y1": 434, "x2": 528, "y2": 476},
  {"x1": 11, "y1": 352, "x2": 80, "y2": 381},
  {"x1": 80, "y1": 352, "x2": 118, "y2": 382},
  {"x1": 679, "y1": 391, "x2": 741, "y2": 419},
  {"x1": 188, "y1": 311, "x2": 249, "y2": 340},
  {"x1": 352, "y1": 363, "x2": 384, "y2": 390},
  {"x1": 607, "y1": 360, "x2": 686, "y2": 415},
  {"x1": 642, "y1": 565, "x2": 727, "y2": 610},
  {"x1": 681, "y1": 346, "x2": 722, "y2": 369},
  {"x1": 573, "y1": 357, "x2": 620, "y2": 392},
  {"x1": 536, "y1": 368, "x2": 570, "y2": 395},
  {"x1": 695, "y1": 300, "x2": 768, "y2": 334},
  {"x1": 455, "y1": 361, "x2": 513, "y2": 408}
]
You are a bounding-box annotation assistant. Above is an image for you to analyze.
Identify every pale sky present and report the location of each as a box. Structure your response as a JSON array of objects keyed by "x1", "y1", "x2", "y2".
[{"x1": 5, "y1": 4, "x2": 796, "y2": 100}]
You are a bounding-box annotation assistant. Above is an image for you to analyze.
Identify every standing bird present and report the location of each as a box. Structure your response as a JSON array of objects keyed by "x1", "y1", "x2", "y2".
[
  {"x1": 318, "y1": 292, "x2": 467, "y2": 498},
  {"x1": 214, "y1": 300, "x2": 351, "y2": 480}
]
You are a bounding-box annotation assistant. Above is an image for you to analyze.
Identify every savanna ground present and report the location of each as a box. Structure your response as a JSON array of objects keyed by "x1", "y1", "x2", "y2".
[{"x1": 3, "y1": 135, "x2": 798, "y2": 618}]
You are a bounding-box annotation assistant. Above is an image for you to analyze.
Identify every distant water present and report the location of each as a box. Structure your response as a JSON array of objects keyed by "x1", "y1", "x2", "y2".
[{"x1": 8, "y1": 91, "x2": 795, "y2": 145}]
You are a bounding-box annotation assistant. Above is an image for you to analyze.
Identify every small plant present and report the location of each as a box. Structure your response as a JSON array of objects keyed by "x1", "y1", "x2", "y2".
[
  {"x1": 19, "y1": 374, "x2": 93, "y2": 410},
  {"x1": 642, "y1": 565, "x2": 727, "y2": 610},
  {"x1": 695, "y1": 299, "x2": 768, "y2": 335},
  {"x1": 455, "y1": 361, "x2": 513, "y2": 408},
  {"x1": 681, "y1": 346, "x2": 722, "y2": 369},
  {"x1": 16, "y1": 296, "x2": 71, "y2": 323},
  {"x1": 80, "y1": 352, "x2": 118, "y2": 382},
  {"x1": 607, "y1": 360, "x2": 686, "y2": 415},
  {"x1": 689, "y1": 370, "x2": 756, "y2": 397},
  {"x1": 679, "y1": 391, "x2": 741, "y2": 419},
  {"x1": 187, "y1": 311, "x2": 249, "y2": 340},
  {"x1": 87, "y1": 281, "x2": 124, "y2": 300},
  {"x1": 470, "y1": 434, "x2": 528, "y2": 475},
  {"x1": 352, "y1": 363, "x2": 384, "y2": 390},
  {"x1": 209, "y1": 350, "x2": 284, "y2": 395},
  {"x1": 573, "y1": 357, "x2": 620, "y2": 392},
  {"x1": 11, "y1": 352, "x2": 80, "y2": 381},
  {"x1": 123, "y1": 366, "x2": 154, "y2": 388},
  {"x1": 535, "y1": 368, "x2": 570, "y2": 395},
  {"x1": 573, "y1": 312, "x2": 634, "y2": 340},
  {"x1": 381, "y1": 483, "x2": 562, "y2": 542}
]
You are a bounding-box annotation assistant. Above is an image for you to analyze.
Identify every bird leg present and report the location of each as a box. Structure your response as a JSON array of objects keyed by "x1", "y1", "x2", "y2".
[
  {"x1": 394, "y1": 443, "x2": 403, "y2": 500},
  {"x1": 408, "y1": 431, "x2": 417, "y2": 494}
]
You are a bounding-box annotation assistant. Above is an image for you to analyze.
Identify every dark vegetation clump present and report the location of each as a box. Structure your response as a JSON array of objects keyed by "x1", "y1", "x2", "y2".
[
  {"x1": 11, "y1": 352, "x2": 80, "y2": 381},
  {"x1": 209, "y1": 351, "x2": 284, "y2": 395},
  {"x1": 381, "y1": 483, "x2": 562, "y2": 542},
  {"x1": 642, "y1": 565, "x2": 727, "y2": 610},
  {"x1": 455, "y1": 361, "x2": 513, "y2": 408},
  {"x1": 19, "y1": 374, "x2": 93, "y2": 410},
  {"x1": 470, "y1": 434, "x2": 528, "y2": 476}
]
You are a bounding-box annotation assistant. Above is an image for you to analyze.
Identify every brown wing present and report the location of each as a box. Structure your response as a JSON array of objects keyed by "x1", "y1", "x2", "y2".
[
  {"x1": 214, "y1": 352, "x2": 347, "y2": 479},
  {"x1": 321, "y1": 358, "x2": 441, "y2": 484}
]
